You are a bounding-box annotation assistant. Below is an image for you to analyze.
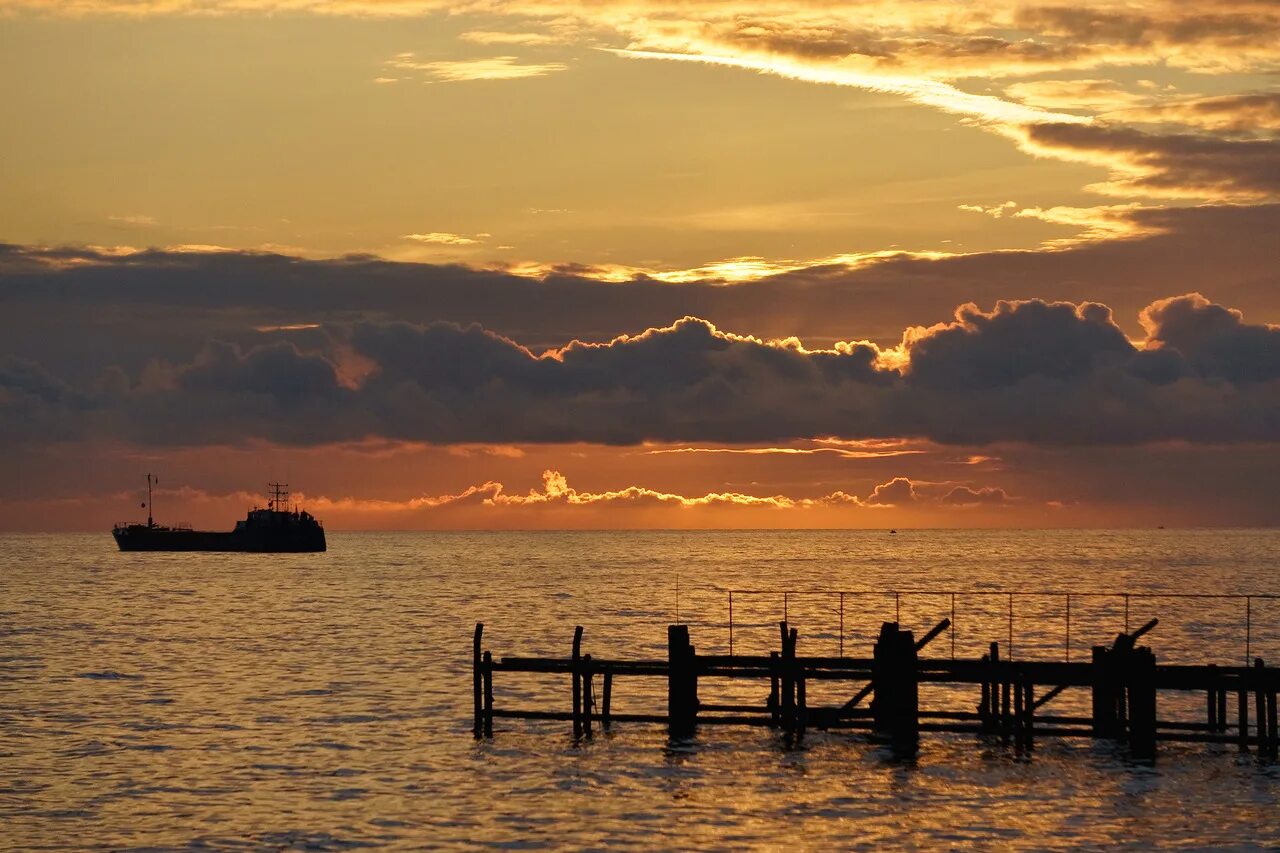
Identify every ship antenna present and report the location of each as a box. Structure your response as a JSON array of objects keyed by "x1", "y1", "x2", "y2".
[
  {"x1": 146, "y1": 473, "x2": 155, "y2": 528},
  {"x1": 268, "y1": 482, "x2": 289, "y2": 512}
]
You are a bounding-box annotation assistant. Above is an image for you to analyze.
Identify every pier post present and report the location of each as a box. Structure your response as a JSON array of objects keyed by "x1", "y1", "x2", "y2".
[
  {"x1": 871, "y1": 622, "x2": 919, "y2": 753},
  {"x1": 472, "y1": 623, "x2": 484, "y2": 739},
  {"x1": 998, "y1": 643, "x2": 1011, "y2": 744},
  {"x1": 797, "y1": 666, "x2": 808, "y2": 740},
  {"x1": 788, "y1": 627, "x2": 800, "y2": 737},
  {"x1": 482, "y1": 650, "x2": 494, "y2": 738},
  {"x1": 1207, "y1": 664, "x2": 1219, "y2": 732},
  {"x1": 1254, "y1": 659, "x2": 1267, "y2": 754},
  {"x1": 779, "y1": 623, "x2": 795, "y2": 735},
  {"x1": 1267, "y1": 682, "x2": 1278, "y2": 760},
  {"x1": 978, "y1": 653, "x2": 991, "y2": 732},
  {"x1": 582, "y1": 653, "x2": 594, "y2": 738},
  {"x1": 602, "y1": 666, "x2": 613, "y2": 731},
  {"x1": 1013, "y1": 670, "x2": 1024, "y2": 751},
  {"x1": 1238, "y1": 678, "x2": 1249, "y2": 752},
  {"x1": 1024, "y1": 679, "x2": 1035, "y2": 752},
  {"x1": 984, "y1": 643, "x2": 1000, "y2": 734},
  {"x1": 1127, "y1": 647, "x2": 1157, "y2": 759},
  {"x1": 768, "y1": 651, "x2": 780, "y2": 727},
  {"x1": 668, "y1": 624, "x2": 698, "y2": 738},
  {"x1": 1091, "y1": 646, "x2": 1118, "y2": 738},
  {"x1": 1217, "y1": 683, "x2": 1228, "y2": 733},
  {"x1": 572, "y1": 626, "x2": 584, "y2": 739}
]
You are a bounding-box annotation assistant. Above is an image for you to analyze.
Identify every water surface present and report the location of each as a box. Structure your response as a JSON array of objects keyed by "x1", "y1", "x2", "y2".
[{"x1": 2, "y1": 530, "x2": 1278, "y2": 849}]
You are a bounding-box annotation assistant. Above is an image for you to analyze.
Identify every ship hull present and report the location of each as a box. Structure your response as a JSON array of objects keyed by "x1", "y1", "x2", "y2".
[{"x1": 112, "y1": 527, "x2": 326, "y2": 553}]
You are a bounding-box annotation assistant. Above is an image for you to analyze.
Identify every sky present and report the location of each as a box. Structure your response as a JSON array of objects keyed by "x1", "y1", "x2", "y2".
[{"x1": 1, "y1": 0, "x2": 1278, "y2": 530}]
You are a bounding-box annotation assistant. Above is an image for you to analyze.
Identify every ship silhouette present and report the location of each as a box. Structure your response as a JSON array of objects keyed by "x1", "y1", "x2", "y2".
[{"x1": 112, "y1": 475, "x2": 326, "y2": 552}]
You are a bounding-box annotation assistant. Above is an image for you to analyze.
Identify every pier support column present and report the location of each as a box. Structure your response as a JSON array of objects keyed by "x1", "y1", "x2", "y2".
[
  {"x1": 1255, "y1": 659, "x2": 1268, "y2": 757},
  {"x1": 1127, "y1": 647, "x2": 1157, "y2": 759},
  {"x1": 472, "y1": 623, "x2": 484, "y2": 739},
  {"x1": 871, "y1": 622, "x2": 919, "y2": 754},
  {"x1": 572, "y1": 626, "x2": 584, "y2": 739},
  {"x1": 1091, "y1": 646, "x2": 1119, "y2": 738},
  {"x1": 482, "y1": 651, "x2": 494, "y2": 738},
  {"x1": 668, "y1": 625, "x2": 698, "y2": 738}
]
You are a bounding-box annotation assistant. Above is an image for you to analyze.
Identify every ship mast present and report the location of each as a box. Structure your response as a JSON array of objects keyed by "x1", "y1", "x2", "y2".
[
  {"x1": 268, "y1": 482, "x2": 289, "y2": 512},
  {"x1": 146, "y1": 473, "x2": 155, "y2": 528}
]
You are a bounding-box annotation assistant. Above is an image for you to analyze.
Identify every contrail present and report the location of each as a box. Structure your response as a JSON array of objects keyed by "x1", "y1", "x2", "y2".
[{"x1": 605, "y1": 48, "x2": 1089, "y2": 127}]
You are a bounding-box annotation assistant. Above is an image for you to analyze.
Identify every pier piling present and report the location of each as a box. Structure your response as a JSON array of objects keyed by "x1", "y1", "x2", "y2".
[
  {"x1": 871, "y1": 622, "x2": 918, "y2": 753},
  {"x1": 572, "y1": 626, "x2": 584, "y2": 739},
  {"x1": 472, "y1": 623, "x2": 484, "y2": 739},
  {"x1": 668, "y1": 624, "x2": 697, "y2": 738}
]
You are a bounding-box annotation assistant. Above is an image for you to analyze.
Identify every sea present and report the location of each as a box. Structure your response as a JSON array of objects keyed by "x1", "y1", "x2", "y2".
[{"x1": 2, "y1": 530, "x2": 1279, "y2": 850}]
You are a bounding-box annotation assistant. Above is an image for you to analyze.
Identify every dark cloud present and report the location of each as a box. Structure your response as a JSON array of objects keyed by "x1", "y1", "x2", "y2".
[
  {"x1": 1, "y1": 204, "x2": 1277, "y2": 386},
  {"x1": 1024, "y1": 123, "x2": 1280, "y2": 198},
  {"x1": 1118, "y1": 93, "x2": 1280, "y2": 134},
  {"x1": 3, "y1": 293, "x2": 1278, "y2": 449},
  {"x1": 1141, "y1": 293, "x2": 1280, "y2": 383}
]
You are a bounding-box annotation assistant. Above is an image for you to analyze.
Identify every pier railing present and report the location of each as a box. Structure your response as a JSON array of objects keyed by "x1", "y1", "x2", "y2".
[{"x1": 724, "y1": 590, "x2": 1279, "y2": 666}]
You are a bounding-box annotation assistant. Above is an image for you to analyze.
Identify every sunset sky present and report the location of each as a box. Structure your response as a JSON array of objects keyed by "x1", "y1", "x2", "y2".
[{"x1": 1, "y1": 0, "x2": 1278, "y2": 529}]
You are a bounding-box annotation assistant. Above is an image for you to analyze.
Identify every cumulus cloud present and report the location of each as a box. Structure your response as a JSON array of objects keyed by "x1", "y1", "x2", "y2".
[
  {"x1": 941, "y1": 485, "x2": 1010, "y2": 506},
  {"x1": 3, "y1": 293, "x2": 1278, "y2": 449},
  {"x1": 85, "y1": 470, "x2": 1009, "y2": 521},
  {"x1": 866, "y1": 477, "x2": 917, "y2": 505}
]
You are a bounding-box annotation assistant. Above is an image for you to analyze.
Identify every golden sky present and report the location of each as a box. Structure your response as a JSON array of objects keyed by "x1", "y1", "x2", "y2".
[{"x1": 1, "y1": 0, "x2": 1278, "y2": 528}]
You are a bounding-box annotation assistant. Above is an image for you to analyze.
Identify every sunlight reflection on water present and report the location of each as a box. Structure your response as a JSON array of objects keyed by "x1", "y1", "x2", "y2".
[{"x1": 2, "y1": 530, "x2": 1279, "y2": 849}]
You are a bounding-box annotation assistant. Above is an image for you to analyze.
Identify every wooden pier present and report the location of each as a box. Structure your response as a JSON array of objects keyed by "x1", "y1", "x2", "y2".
[{"x1": 471, "y1": 617, "x2": 1280, "y2": 760}]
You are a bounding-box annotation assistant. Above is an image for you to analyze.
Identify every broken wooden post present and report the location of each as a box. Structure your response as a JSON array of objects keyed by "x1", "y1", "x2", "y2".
[
  {"x1": 602, "y1": 666, "x2": 613, "y2": 731},
  {"x1": 572, "y1": 625, "x2": 584, "y2": 739},
  {"x1": 473, "y1": 623, "x2": 484, "y2": 738},
  {"x1": 914, "y1": 618, "x2": 951, "y2": 652},
  {"x1": 668, "y1": 624, "x2": 697, "y2": 738},
  {"x1": 582, "y1": 653, "x2": 594, "y2": 738},
  {"x1": 482, "y1": 650, "x2": 494, "y2": 737},
  {"x1": 871, "y1": 622, "x2": 918, "y2": 753},
  {"x1": 1127, "y1": 646, "x2": 1157, "y2": 759}
]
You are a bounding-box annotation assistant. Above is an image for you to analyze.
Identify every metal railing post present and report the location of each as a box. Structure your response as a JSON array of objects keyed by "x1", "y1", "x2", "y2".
[{"x1": 839, "y1": 592, "x2": 844, "y2": 658}]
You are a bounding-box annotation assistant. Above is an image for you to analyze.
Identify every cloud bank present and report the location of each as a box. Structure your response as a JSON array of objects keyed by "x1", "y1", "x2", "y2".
[{"x1": 3, "y1": 293, "x2": 1276, "y2": 449}]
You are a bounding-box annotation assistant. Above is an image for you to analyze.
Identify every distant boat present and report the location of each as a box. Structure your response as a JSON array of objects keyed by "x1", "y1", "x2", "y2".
[
  {"x1": 889, "y1": 529, "x2": 897, "y2": 534},
  {"x1": 112, "y1": 475, "x2": 326, "y2": 553}
]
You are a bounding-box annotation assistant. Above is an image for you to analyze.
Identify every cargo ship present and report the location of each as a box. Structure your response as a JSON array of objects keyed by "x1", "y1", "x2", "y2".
[{"x1": 112, "y1": 475, "x2": 326, "y2": 552}]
